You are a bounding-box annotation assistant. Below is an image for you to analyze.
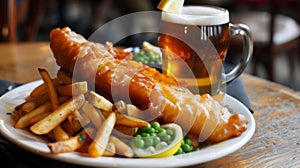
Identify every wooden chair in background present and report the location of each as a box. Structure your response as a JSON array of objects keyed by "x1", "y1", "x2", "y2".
[
  {"x1": 230, "y1": 0, "x2": 300, "y2": 81},
  {"x1": 0, "y1": 0, "x2": 44, "y2": 42},
  {"x1": 0, "y1": 0, "x2": 17, "y2": 42}
]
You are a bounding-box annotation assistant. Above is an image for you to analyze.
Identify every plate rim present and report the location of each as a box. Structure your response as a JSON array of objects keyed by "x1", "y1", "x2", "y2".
[{"x1": 0, "y1": 80, "x2": 255, "y2": 168}]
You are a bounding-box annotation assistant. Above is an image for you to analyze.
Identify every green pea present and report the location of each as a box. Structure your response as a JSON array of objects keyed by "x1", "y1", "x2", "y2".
[
  {"x1": 184, "y1": 138, "x2": 192, "y2": 146},
  {"x1": 151, "y1": 122, "x2": 160, "y2": 130},
  {"x1": 134, "y1": 49, "x2": 162, "y2": 65},
  {"x1": 149, "y1": 53, "x2": 156, "y2": 60},
  {"x1": 166, "y1": 128, "x2": 174, "y2": 136},
  {"x1": 174, "y1": 147, "x2": 184, "y2": 155},
  {"x1": 181, "y1": 139, "x2": 185, "y2": 146},
  {"x1": 152, "y1": 136, "x2": 160, "y2": 145},
  {"x1": 182, "y1": 143, "x2": 193, "y2": 153},
  {"x1": 144, "y1": 137, "x2": 154, "y2": 147},
  {"x1": 149, "y1": 61, "x2": 155, "y2": 64},
  {"x1": 157, "y1": 127, "x2": 166, "y2": 134},
  {"x1": 135, "y1": 134, "x2": 142, "y2": 139},
  {"x1": 138, "y1": 57, "x2": 144, "y2": 63},
  {"x1": 141, "y1": 132, "x2": 150, "y2": 137},
  {"x1": 140, "y1": 124, "x2": 151, "y2": 132},
  {"x1": 134, "y1": 138, "x2": 145, "y2": 148},
  {"x1": 158, "y1": 132, "x2": 167, "y2": 138},
  {"x1": 148, "y1": 127, "x2": 156, "y2": 134},
  {"x1": 161, "y1": 134, "x2": 172, "y2": 144}
]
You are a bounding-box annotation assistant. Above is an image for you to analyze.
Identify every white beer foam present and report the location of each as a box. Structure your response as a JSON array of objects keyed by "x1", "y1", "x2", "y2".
[{"x1": 162, "y1": 6, "x2": 229, "y2": 25}]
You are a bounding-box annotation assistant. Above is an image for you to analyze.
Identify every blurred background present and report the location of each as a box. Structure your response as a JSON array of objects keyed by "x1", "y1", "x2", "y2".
[{"x1": 1, "y1": 0, "x2": 299, "y2": 91}]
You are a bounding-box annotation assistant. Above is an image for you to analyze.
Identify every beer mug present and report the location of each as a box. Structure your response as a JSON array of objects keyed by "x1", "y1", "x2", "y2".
[{"x1": 158, "y1": 6, "x2": 253, "y2": 95}]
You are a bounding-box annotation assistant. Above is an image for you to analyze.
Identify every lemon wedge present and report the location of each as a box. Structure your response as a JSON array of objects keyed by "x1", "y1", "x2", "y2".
[
  {"x1": 157, "y1": 0, "x2": 185, "y2": 14},
  {"x1": 131, "y1": 123, "x2": 183, "y2": 158}
]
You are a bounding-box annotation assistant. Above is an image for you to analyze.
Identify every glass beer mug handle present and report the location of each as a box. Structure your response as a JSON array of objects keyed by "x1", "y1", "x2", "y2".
[{"x1": 223, "y1": 23, "x2": 253, "y2": 84}]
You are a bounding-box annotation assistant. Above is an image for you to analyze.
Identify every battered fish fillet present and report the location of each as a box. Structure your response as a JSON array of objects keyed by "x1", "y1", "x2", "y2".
[{"x1": 50, "y1": 27, "x2": 248, "y2": 143}]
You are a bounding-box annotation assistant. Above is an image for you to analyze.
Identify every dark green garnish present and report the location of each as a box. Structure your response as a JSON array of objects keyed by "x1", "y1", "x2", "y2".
[
  {"x1": 174, "y1": 88, "x2": 185, "y2": 93},
  {"x1": 79, "y1": 134, "x2": 86, "y2": 142}
]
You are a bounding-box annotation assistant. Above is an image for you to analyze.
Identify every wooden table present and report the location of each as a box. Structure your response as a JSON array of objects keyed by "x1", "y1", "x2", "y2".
[
  {"x1": 0, "y1": 42, "x2": 59, "y2": 83},
  {"x1": 0, "y1": 42, "x2": 299, "y2": 167},
  {"x1": 197, "y1": 76, "x2": 300, "y2": 167}
]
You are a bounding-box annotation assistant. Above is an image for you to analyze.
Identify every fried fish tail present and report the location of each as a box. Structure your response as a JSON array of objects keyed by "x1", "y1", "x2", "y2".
[
  {"x1": 50, "y1": 27, "x2": 248, "y2": 143},
  {"x1": 149, "y1": 84, "x2": 248, "y2": 143}
]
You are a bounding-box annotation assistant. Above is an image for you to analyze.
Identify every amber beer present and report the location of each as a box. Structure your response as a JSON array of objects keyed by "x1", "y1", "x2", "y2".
[{"x1": 158, "y1": 6, "x2": 231, "y2": 95}]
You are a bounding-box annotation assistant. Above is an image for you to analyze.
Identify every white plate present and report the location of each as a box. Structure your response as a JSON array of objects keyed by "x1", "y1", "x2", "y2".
[{"x1": 0, "y1": 80, "x2": 255, "y2": 168}]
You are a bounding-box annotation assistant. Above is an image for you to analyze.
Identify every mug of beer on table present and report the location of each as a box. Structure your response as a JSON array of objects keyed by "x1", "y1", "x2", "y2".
[{"x1": 158, "y1": 5, "x2": 253, "y2": 95}]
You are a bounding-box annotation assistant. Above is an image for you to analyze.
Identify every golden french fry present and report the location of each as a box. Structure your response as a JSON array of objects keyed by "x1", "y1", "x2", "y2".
[
  {"x1": 28, "y1": 78, "x2": 61, "y2": 99},
  {"x1": 11, "y1": 110, "x2": 24, "y2": 122},
  {"x1": 12, "y1": 102, "x2": 27, "y2": 121},
  {"x1": 81, "y1": 101, "x2": 103, "y2": 128},
  {"x1": 76, "y1": 127, "x2": 96, "y2": 153},
  {"x1": 21, "y1": 93, "x2": 50, "y2": 113},
  {"x1": 38, "y1": 68, "x2": 60, "y2": 110},
  {"x1": 117, "y1": 115, "x2": 148, "y2": 127},
  {"x1": 14, "y1": 101, "x2": 25, "y2": 111},
  {"x1": 88, "y1": 112, "x2": 116, "y2": 157},
  {"x1": 109, "y1": 136, "x2": 134, "y2": 158},
  {"x1": 87, "y1": 91, "x2": 113, "y2": 111},
  {"x1": 103, "y1": 142, "x2": 116, "y2": 157},
  {"x1": 112, "y1": 100, "x2": 127, "y2": 114},
  {"x1": 48, "y1": 131, "x2": 88, "y2": 153},
  {"x1": 52, "y1": 125, "x2": 70, "y2": 141},
  {"x1": 30, "y1": 94, "x2": 85, "y2": 135},
  {"x1": 113, "y1": 126, "x2": 138, "y2": 138},
  {"x1": 14, "y1": 97, "x2": 68, "y2": 129},
  {"x1": 62, "y1": 110, "x2": 90, "y2": 136},
  {"x1": 28, "y1": 83, "x2": 48, "y2": 99},
  {"x1": 56, "y1": 81, "x2": 88, "y2": 96},
  {"x1": 112, "y1": 126, "x2": 137, "y2": 141},
  {"x1": 57, "y1": 68, "x2": 73, "y2": 84},
  {"x1": 47, "y1": 131, "x2": 56, "y2": 142},
  {"x1": 27, "y1": 112, "x2": 52, "y2": 126},
  {"x1": 76, "y1": 128, "x2": 116, "y2": 156},
  {"x1": 101, "y1": 111, "x2": 148, "y2": 128},
  {"x1": 126, "y1": 104, "x2": 147, "y2": 120},
  {"x1": 39, "y1": 69, "x2": 71, "y2": 141},
  {"x1": 14, "y1": 101, "x2": 52, "y2": 128}
]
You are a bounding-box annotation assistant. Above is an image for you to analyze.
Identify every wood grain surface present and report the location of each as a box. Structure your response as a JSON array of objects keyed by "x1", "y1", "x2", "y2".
[{"x1": 0, "y1": 43, "x2": 59, "y2": 83}]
